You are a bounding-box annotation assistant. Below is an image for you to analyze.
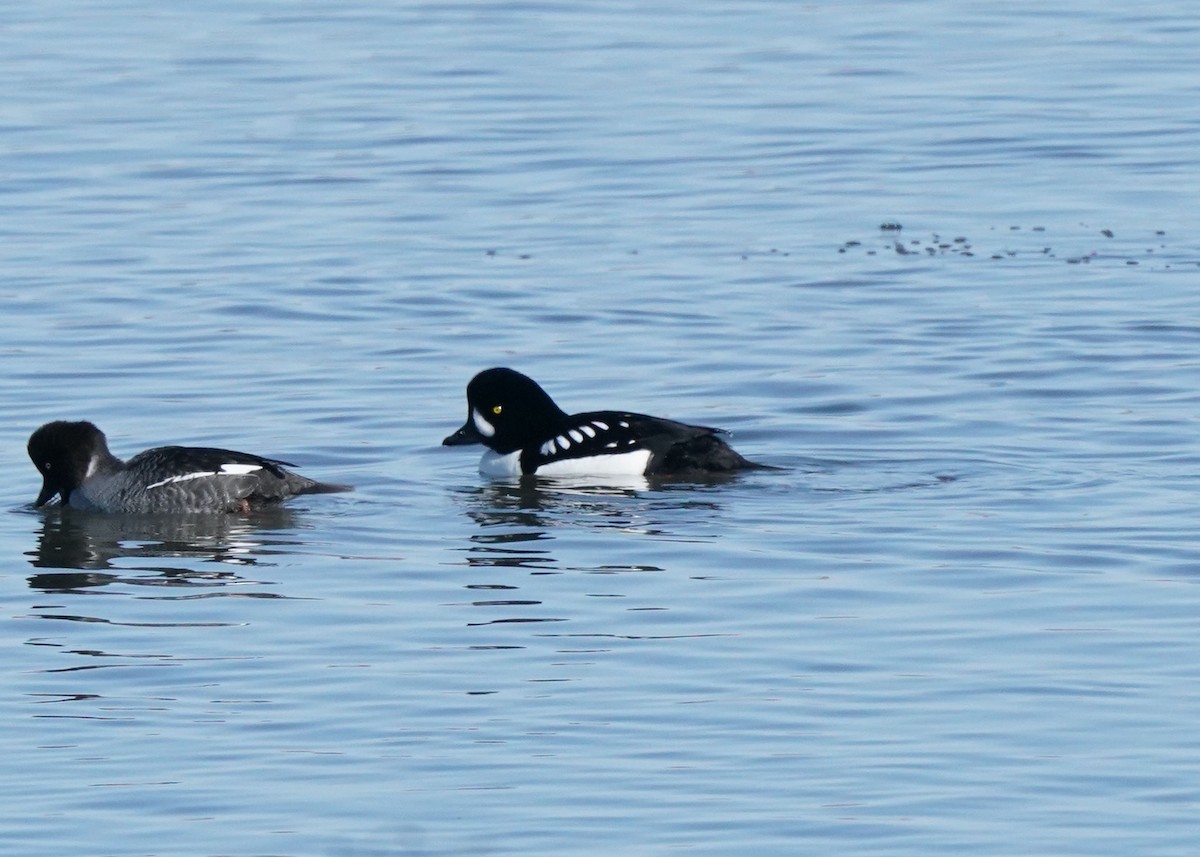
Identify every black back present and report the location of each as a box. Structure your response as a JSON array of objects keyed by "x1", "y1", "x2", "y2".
[{"x1": 444, "y1": 368, "x2": 765, "y2": 474}]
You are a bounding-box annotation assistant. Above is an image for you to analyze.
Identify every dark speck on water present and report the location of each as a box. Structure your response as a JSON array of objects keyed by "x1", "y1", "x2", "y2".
[{"x1": 838, "y1": 223, "x2": 1194, "y2": 267}]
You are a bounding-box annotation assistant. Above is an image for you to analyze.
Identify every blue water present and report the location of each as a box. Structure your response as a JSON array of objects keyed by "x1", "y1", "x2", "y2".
[{"x1": 2, "y1": 1, "x2": 1199, "y2": 855}]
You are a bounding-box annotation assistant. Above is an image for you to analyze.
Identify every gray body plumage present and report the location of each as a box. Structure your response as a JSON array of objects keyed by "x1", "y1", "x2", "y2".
[{"x1": 28, "y1": 421, "x2": 348, "y2": 514}]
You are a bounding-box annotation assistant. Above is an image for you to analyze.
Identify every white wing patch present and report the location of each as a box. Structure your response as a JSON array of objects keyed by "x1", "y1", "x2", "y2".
[
  {"x1": 145, "y1": 471, "x2": 215, "y2": 490},
  {"x1": 531, "y1": 418, "x2": 652, "y2": 473},
  {"x1": 145, "y1": 463, "x2": 262, "y2": 490},
  {"x1": 220, "y1": 463, "x2": 264, "y2": 476}
]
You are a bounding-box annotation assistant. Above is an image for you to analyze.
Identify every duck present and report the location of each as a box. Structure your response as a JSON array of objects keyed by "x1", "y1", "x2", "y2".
[
  {"x1": 443, "y1": 367, "x2": 765, "y2": 477},
  {"x1": 28, "y1": 420, "x2": 349, "y2": 513}
]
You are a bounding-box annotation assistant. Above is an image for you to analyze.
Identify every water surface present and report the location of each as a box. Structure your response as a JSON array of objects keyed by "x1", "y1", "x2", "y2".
[{"x1": 2, "y1": 1, "x2": 1199, "y2": 855}]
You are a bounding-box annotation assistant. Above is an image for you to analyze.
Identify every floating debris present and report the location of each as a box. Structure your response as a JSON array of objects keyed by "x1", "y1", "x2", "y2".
[{"x1": 832, "y1": 224, "x2": 1195, "y2": 267}]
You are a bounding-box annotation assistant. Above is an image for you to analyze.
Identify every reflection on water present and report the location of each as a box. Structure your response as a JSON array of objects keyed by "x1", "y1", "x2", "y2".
[
  {"x1": 449, "y1": 478, "x2": 728, "y2": 537},
  {"x1": 455, "y1": 478, "x2": 648, "y2": 522},
  {"x1": 24, "y1": 507, "x2": 307, "y2": 594},
  {"x1": 442, "y1": 480, "x2": 735, "y2": 652},
  {"x1": 26, "y1": 569, "x2": 271, "y2": 595},
  {"x1": 464, "y1": 530, "x2": 558, "y2": 572},
  {"x1": 18, "y1": 509, "x2": 302, "y2": 685}
]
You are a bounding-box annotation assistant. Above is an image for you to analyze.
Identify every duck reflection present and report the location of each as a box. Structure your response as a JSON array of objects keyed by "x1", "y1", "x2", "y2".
[
  {"x1": 444, "y1": 479, "x2": 731, "y2": 657},
  {"x1": 464, "y1": 529, "x2": 557, "y2": 571},
  {"x1": 26, "y1": 506, "x2": 304, "y2": 592},
  {"x1": 449, "y1": 477, "x2": 726, "y2": 575},
  {"x1": 452, "y1": 477, "x2": 727, "y2": 529}
]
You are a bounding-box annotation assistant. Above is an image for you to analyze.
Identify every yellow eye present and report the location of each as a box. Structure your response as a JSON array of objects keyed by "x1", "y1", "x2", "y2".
[{"x1": 492, "y1": 405, "x2": 503, "y2": 415}]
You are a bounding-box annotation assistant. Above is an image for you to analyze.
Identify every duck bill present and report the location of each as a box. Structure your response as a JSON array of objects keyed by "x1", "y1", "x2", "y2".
[
  {"x1": 442, "y1": 420, "x2": 483, "y2": 446},
  {"x1": 34, "y1": 478, "x2": 60, "y2": 507}
]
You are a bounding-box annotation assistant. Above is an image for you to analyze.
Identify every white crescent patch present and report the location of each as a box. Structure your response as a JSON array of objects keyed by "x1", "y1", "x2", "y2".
[{"x1": 472, "y1": 408, "x2": 496, "y2": 438}]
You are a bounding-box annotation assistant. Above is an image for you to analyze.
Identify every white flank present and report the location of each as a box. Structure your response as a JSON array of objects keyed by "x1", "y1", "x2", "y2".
[
  {"x1": 479, "y1": 447, "x2": 652, "y2": 478},
  {"x1": 535, "y1": 448, "x2": 651, "y2": 477},
  {"x1": 471, "y1": 408, "x2": 496, "y2": 438}
]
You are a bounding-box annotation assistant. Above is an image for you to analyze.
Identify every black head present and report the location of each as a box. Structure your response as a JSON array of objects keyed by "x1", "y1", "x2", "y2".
[
  {"x1": 27, "y1": 421, "x2": 111, "y2": 506},
  {"x1": 442, "y1": 367, "x2": 568, "y2": 453}
]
